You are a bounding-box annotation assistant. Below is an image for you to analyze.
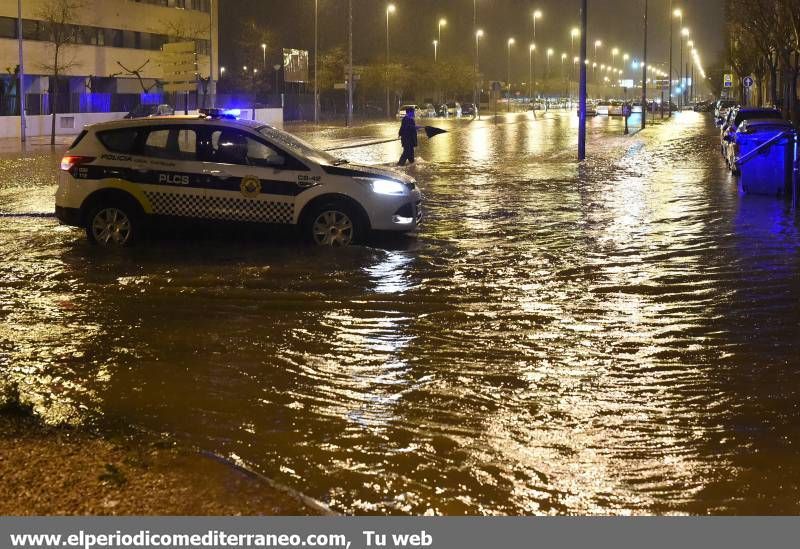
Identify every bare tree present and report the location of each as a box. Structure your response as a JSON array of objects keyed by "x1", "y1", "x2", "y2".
[
  {"x1": 37, "y1": 0, "x2": 84, "y2": 146},
  {"x1": 110, "y1": 60, "x2": 162, "y2": 93}
]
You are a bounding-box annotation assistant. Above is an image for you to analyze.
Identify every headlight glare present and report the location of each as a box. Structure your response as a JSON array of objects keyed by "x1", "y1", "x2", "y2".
[{"x1": 370, "y1": 179, "x2": 407, "y2": 196}]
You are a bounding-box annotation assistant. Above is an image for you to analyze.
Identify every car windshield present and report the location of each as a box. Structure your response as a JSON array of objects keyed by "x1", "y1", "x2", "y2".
[{"x1": 257, "y1": 125, "x2": 344, "y2": 166}]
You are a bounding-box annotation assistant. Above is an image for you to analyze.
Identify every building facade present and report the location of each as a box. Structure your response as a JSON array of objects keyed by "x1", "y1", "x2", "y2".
[{"x1": 0, "y1": 0, "x2": 218, "y2": 115}]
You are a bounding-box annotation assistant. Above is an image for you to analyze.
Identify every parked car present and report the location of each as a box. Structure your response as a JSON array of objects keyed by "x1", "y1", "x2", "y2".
[
  {"x1": 396, "y1": 104, "x2": 418, "y2": 118},
  {"x1": 596, "y1": 102, "x2": 611, "y2": 116},
  {"x1": 446, "y1": 102, "x2": 462, "y2": 118},
  {"x1": 714, "y1": 99, "x2": 738, "y2": 125},
  {"x1": 461, "y1": 103, "x2": 478, "y2": 117},
  {"x1": 720, "y1": 107, "x2": 783, "y2": 167},
  {"x1": 124, "y1": 104, "x2": 174, "y2": 119},
  {"x1": 435, "y1": 104, "x2": 449, "y2": 117},
  {"x1": 727, "y1": 118, "x2": 795, "y2": 174},
  {"x1": 608, "y1": 100, "x2": 624, "y2": 116},
  {"x1": 418, "y1": 103, "x2": 437, "y2": 118}
]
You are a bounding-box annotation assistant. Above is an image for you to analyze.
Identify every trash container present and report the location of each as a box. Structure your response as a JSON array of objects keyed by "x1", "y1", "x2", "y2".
[{"x1": 734, "y1": 119, "x2": 796, "y2": 197}]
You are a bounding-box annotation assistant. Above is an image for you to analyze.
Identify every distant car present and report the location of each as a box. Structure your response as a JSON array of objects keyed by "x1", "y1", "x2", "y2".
[
  {"x1": 608, "y1": 101, "x2": 624, "y2": 116},
  {"x1": 418, "y1": 103, "x2": 437, "y2": 118},
  {"x1": 596, "y1": 102, "x2": 611, "y2": 116},
  {"x1": 461, "y1": 103, "x2": 478, "y2": 117},
  {"x1": 396, "y1": 104, "x2": 418, "y2": 118},
  {"x1": 124, "y1": 104, "x2": 174, "y2": 119},
  {"x1": 435, "y1": 104, "x2": 448, "y2": 117},
  {"x1": 446, "y1": 102, "x2": 462, "y2": 118},
  {"x1": 728, "y1": 118, "x2": 795, "y2": 174}
]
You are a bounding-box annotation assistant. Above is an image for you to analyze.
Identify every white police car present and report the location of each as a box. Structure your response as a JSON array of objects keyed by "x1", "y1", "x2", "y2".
[{"x1": 55, "y1": 109, "x2": 423, "y2": 247}]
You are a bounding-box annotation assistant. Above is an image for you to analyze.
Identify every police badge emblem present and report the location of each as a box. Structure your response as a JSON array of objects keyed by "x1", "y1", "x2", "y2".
[{"x1": 240, "y1": 176, "x2": 261, "y2": 198}]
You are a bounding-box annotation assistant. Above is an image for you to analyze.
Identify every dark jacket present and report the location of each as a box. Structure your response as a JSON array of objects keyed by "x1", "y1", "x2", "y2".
[{"x1": 399, "y1": 115, "x2": 418, "y2": 148}]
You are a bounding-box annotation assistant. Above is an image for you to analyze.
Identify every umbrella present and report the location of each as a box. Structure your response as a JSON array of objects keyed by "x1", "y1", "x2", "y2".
[{"x1": 423, "y1": 126, "x2": 448, "y2": 138}]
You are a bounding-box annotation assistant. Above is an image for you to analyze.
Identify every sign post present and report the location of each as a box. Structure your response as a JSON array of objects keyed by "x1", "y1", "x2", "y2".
[
  {"x1": 161, "y1": 42, "x2": 197, "y2": 114},
  {"x1": 743, "y1": 76, "x2": 754, "y2": 106}
]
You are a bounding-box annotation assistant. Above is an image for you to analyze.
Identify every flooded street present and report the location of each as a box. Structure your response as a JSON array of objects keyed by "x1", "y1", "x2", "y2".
[{"x1": 2, "y1": 111, "x2": 800, "y2": 515}]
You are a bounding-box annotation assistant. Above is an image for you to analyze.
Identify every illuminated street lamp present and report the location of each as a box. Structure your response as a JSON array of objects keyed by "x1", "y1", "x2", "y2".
[
  {"x1": 433, "y1": 39, "x2": 438, "y2": 63},
  {"x1": 529, "y1": 43, "x2": 536, "y2": 101},
  {"x1": 261, "y1": 43, "x2": 266, "y2": 69},
  {"x1": 532, "y1": 11, "x2": 542, "y2": 100},
  {"x1": 681, "y1": 27, "x2": 690, "y2": 107},
  {"x1": 669, "y1": 8, "x2": 683, "y2": 116},
  {"x1": 385, "y1": 4, "x2": 396, "y2": 119},
  {"x1": 507, "y1": 38, "x2": 515, "y2": 112},
  {"x1": 546, "y1": 48, "x2": 554, "y2": 77},
  {"x1": 611, "y1": 47, "x2": 619, "y2": 69},
  {"x1": 438, "y1": 18, "x2": 447, "y2": 59}
]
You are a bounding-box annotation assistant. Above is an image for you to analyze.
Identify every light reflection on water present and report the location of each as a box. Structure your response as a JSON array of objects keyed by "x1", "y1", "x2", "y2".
[{"x1": 1, "y1": 112, "x2": 800, "y2": 515}]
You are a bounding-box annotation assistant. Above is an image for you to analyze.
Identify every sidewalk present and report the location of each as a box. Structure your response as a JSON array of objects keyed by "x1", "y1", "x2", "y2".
[
  {"x1": 0, "y1": 136, "x2": 73, "y2": 155},
  {"x1": 0, "y1": 405, "x2": 328, "y2": 516}
]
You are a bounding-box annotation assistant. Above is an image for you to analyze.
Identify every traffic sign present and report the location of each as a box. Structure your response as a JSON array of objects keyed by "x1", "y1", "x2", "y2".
[
  {"x1": 743, "y1": 76, "x2": 754, "y2": 88},
  {"x1": 723, "y1": 73, "x2": 733, "y2": 88}
]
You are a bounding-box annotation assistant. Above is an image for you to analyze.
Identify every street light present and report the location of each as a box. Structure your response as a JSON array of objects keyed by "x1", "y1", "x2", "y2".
[
  {"x1": 529, "y1": 43, "x2": 536, "y2": 102},
  {"x1": 475, "y1": 30, "x2": 484, "y2": 108},
  {"x1": 385, "y1": 3, "x2": 395, "y2": 119},
  {"x1": 507, "y1": 38, "x2": 516, "y2": 111},
  {"x1": 611, "y1": 47, "x2": 619, "y2": 69},
  {"x1": 438, "y1": 18, "x2": 447, "y2": 59},
  {"x1": 433, "y1": 39, "x2": 438, "y2": 63},
  {"x1": 681, "y1": 27, "x2": 690, "y2": 108},
  {"x1": 532, "y1": 10, "x2": 542, "y2": 100},
  {"x1": 547, "y1": 48, "x2": 554, "y2": 77},
  {"x1": 669, "y1": 8, "x2": 683, "y2": 116},
  {"x1": 261, "y1": 43, "x2": 267, "y2": 70}
]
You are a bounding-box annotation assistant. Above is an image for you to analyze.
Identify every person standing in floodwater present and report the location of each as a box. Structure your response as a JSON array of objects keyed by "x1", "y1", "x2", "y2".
[{"x1": 398, "y1": 107, "x2": 418, "y2": 166}]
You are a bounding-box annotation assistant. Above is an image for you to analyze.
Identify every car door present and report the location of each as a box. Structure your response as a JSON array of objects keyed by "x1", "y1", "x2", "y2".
[
  {"x1": 199, "y1": 127, "x2": 309, "y2": 226},
  {"x1": 135, "y1": 125, "x2": 208, "y2": 220}
]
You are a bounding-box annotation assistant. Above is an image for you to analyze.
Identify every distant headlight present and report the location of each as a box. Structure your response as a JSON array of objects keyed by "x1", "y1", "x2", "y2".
[{"x1": 369, "y1": 179, "x2": 407, "y2": 196}]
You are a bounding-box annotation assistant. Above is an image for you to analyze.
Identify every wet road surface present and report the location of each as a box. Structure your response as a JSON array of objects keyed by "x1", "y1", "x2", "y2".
[{"x1": 2, "y1": 111, "x2": 800, "y2": 515}]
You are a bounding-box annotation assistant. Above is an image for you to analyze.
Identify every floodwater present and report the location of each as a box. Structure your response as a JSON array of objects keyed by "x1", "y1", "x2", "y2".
[{"x1": 2, "y1": 111, "x2": 800, "y2": 515}]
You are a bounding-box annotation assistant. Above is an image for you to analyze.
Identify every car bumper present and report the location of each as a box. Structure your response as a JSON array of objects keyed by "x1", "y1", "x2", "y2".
[
  {"x1": 370, "y1": 190, "x2": 424, "y2": 232},
  {"x1": 55, "y1": 206, "x2": 82, "y2": 227}
]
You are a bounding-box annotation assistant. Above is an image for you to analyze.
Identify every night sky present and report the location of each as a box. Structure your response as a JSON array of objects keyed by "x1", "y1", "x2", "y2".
[{"x1": 220, "y1": 0, "x2": 725, "y2": 81}]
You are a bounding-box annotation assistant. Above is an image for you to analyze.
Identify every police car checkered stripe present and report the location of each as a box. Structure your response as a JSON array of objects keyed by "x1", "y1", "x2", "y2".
[{"x1": 145, "y1": 192, "x2": 294, "y2": 224}]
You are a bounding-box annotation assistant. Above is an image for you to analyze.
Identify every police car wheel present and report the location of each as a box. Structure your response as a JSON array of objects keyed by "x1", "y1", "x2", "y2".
[
  {"x1": 86, "y1": 205, "x2": 137, "y2": 248},
  {"x1": 307, "y1": 203, "x2": 364, "y2": 247}
]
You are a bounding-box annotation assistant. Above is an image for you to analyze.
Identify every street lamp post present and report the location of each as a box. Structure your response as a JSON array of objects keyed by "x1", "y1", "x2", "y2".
[
  {"x1": 385, "y1": 4, "x2": 395, "y2": 119},
  {"x1": 612, "y1": 47, "x2": 619, "y2": 70},
  {"x1": 687, "y1": 39, "x2": 694, "y2": 105},
  {"x1": 438, "y1": 18, "x2": 447, "y2": 60},
  {"x1": 314, "y1": 0, "x2": 318, "y2": 123},
  {"x1": 547, "y1": 48, "x2": 554, "y2": 79},
  {"x1": 507, "y1": 38, "x2": 515, "y2": 112},
  {"x1": 261, "y1": 43, "x2": 266, "y2": 70},
  {"x1": 571, "y1": 28, "x2": 579, "y2": 98},
  {"x1": 433, "y1": 40, "x2": 438, "y2": 63},
  {"x1": 561, "y1": 52, "x2": 567, "y2": 99},
  {"x1": 642, "y1": 0, "x2": 648, "y2": 129},
  {"x1": 475, "y1": 30, "x2": 484, "y2": 112},
  {"x1": 680, "y1": 27, "x2": 689, "y2": 109},
  {"x1": 594, "y1": 40, "x2": 602, "y2": 83},
  {"x1": 529, "y1": 44, "x2": 536, "y2": 103},
  {"x1": 533, "y1": 10, "x2": 542, "y2": 99},
  {"x1": 578, "y1": 0, "x2": 587, "y2": 161}
]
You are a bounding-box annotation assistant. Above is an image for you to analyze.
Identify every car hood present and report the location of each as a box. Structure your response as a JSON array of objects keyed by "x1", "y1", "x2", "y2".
[{"x1": 322, "y1": 163, "x2": 417, "y2": 187}]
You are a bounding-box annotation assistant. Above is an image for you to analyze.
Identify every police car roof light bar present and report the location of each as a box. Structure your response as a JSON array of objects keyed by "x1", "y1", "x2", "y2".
[{"x1": 198, "y1": 108, "x2": 237, "y2": 120}]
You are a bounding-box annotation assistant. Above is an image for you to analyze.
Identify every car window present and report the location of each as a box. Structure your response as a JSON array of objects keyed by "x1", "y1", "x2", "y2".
[
  {"x1": 97, "y1": 128, "x2": 143, "y2": 154},
  {"x1": 143, "y1": 128, "x2": 197, "y2": 161},
  {"x1": 210, "y1": 129, "x2": 286, "y2": 168}
]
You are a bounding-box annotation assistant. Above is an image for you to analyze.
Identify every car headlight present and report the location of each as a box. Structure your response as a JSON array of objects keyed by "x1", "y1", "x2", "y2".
[{"x1": 369, "y1": 179, "x2": 407, "y2": 196}]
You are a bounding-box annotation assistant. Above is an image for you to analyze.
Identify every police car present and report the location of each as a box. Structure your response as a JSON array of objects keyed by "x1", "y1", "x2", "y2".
[{"x1": 55, "y1": 109, "x2": 423, "y2": 247}]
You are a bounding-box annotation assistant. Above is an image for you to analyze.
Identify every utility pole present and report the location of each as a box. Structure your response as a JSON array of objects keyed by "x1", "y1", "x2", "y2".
[
  {"x1": 314, "y1": 0, "x2": 318, "y2": 123},
  {"x1": 346, "y1": 0, "x2": 353, "y2": 127},
  {"x1": 578, "y1": 0, "x2": 587, "y2": 161},
  {"x1": 17, "y1": 0, "x2": 25, "y2": 144},
  {"x1": 641, "y1": 0, "x2": 648, "y2": 130},
  {"x1": 666, "y1": 0, "x2": 672, "y2": 118}
]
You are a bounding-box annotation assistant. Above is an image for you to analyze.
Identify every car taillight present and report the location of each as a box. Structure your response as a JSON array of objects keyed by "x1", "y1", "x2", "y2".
[{"x1": 60, "y1": 155, "x2": 94, "y2": 172}]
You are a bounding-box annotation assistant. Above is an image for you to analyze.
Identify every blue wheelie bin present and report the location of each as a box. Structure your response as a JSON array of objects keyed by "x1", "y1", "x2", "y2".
[{"x1": 733, "y1": 119, "x2": 796, "y2": 197}]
